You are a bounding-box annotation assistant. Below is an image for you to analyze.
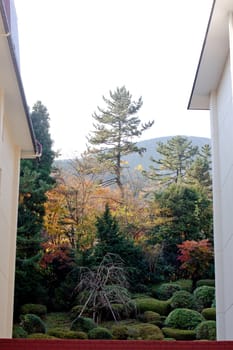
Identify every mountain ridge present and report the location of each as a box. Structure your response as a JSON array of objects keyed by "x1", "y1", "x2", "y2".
[{"x1": 55, "y1": 136, "x2": 211, "y2": 172}]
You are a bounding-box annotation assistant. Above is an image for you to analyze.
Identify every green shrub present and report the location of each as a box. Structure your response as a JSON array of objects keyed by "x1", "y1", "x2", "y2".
[
  {"x1": 127, "y1": 327, "x2": 140, "y2": 340},
  {"x1": 20, "y1": 314, "x2": 46, "y2": 334},
  {"x1": 70, "y1": 305, "x2": 91, "y2": 320},
  {"x1": 112, "y1": 324, "x2": 128, "y2": 340},
  {"x1": 170, "y1": 290, "x2": 196, "y2": 309},
  {"x1": 48, "y1": 328, "x2": 88, "y2": 339},
  {"x1": 196, "y1": 320, "x2": 216, "y2": 340},
  {"x1": 88, "y1": 327, "x2": 113, "y2": 339},
  {"x1": 162, "y1": 327, "x2": 196, "y2": 340},
  {"x1": 173, "y1": 279, "x2": 193, "y2": 292},
  {"x1": 154, "y1": 283, "x2": 181, "y2": 300},
  {"x1": 139, "y1": 311, "x2": 162, "y2": 326},
  {"x1": 102, "y1": 302, "x2": 136, "y2": 320},
  {"x1": 70, "y1": 317, "x2": 97, "y2": 332},
  {"x1": 196, "y1": 279, "x2": 215, "y2": 288},
  {"x1": 135, "y1": 297, "x2": 170, "y2": 315},
  {"x1": 134, "y1": 323, "x2": 164, "y2": 340},
  {"x1": 27, "y1": 333, "x2": 57, "y2": 339},
  {"x1": 20, "y1": 304, "x2": 47, "y2": 317},
  {"x1": 164, "y1": 308, "x2": 204, "y2": 330},
  {"x1": 12, "y1": 326, "x2": 28, "y2": 338},
  {"x1": 193, "y1": 286, "x2": 215, "y2": 310},
  {"x1": 201, "y1": 308, "x2": 216, "y2": 320}
]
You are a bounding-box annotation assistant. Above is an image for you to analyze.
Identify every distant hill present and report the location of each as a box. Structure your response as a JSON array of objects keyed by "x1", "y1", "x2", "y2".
[
  {"x1": 55, "y1": 136, "x2": 211, "y2": 172},
  {"x1": 122, "y1": 136, "x2": 210, "y2": 171}
]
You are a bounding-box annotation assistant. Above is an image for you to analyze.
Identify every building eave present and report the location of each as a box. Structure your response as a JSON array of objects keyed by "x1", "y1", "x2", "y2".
[
  {"x1": 188, "y1": 0, "x2": 233, "y2": 110},
  {"x1": 0, "y1": 0, "x2": 37, "y2": 158}
]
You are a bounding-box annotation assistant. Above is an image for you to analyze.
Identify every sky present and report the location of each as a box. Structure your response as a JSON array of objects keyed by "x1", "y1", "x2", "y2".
[{"x1": 14, "y1": 0, "x2": 213, "y2": 159}]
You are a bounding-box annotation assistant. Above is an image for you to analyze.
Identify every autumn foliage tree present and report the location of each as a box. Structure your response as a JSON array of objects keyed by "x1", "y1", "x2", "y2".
[{"x1": 177, "y1": 239, "x2": 214, "y2": 283}]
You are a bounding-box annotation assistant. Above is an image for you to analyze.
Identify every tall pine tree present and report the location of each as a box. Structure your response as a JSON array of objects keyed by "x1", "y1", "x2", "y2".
[
  {"x1": 88, "y1": 86, "x2": 154, "y2": 198},
  {"x1": 145, "y1": 136, "x2": 198, "y2": 186}
]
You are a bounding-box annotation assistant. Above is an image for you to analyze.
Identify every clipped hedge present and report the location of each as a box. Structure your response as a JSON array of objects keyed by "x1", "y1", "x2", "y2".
[
  {"x1": 70, "y1": 317, "x2": 97, "y2": 332},
  {"x1": 164, "y1": 308, "x2": 204, "y2": 330},
  {"x1": 111, "y1": 324, "x2": 128, "y2": 340},
  {"x1": 140, "y1": 311, "x2": 162, "y2": 326},
  {"x1": 27, "y1": 333, "x2": 57, "y2": 339},
  {"x1": 70, "y1": 305, "x2": 91, "y2": 320},
  {"x1": 201, "y1": 307, "x2": 216, "y2": 320},
  {"x1": 153, "y1": 283, "x2": 181, "y2": 300},
  {"x1": 133, "y1": 323, "x2": 164, "y2": 340},
  {"x1": 193, "y1": 286, "x2": 215, "y2": 310},
  {"x1": 162, "y1": 327, "x2": 196, "y2": 340},
  {"x1": 196, "y1": 279, "x2": 215, "y2": 288},
  {"x1": 196, "y1": 320, "x2": 216, "y2": 340},
  {"x1": 47, "y1": 328, "x2": 88, "y2": 339},
  {"x1": 20, "y1": 304, "x2": 47, "y2": 318},
  {"x1": 20, "y1": 314, "x2": 46, "y2": 334},
  {"x1": 135, "y1": 297, "x2": 170, "y2": 316},
  {"x1": 12, "y1": 326, "x2": 28, "y2": 338},
  {"x1": 173, "y1": 279, "x2": 193, "y2": 292},
  {"x1": 88, "y1": 327, "x2": 113, "y2": 339},
  {"x1": 170, "y1": 290, "x2": 196, "y2": 310}
]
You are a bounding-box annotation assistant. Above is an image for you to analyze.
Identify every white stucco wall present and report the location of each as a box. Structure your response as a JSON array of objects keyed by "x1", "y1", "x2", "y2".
[
  {"x1": 210, "y1": 55, "x2": 233, "y2": 339},
  {"x1": 0, "y1": 110, "x2": 20, "y2": 338}
]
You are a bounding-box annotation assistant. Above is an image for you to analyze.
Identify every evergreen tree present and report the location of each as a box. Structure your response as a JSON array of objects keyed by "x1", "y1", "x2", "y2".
[
  {"x1": 186, "y1": 144, "x2": 212, "y2": 195},
  {"x1": 148, "y1": 183, "x2": 213, "y2": 276},
  {"x1": 14, "y1": 101, "x2": 55, "y2": 313},
  {"x1": 145, "y1": 136, "x2": 198, "y2": 186},
  {"x1": 93, "y1": 204, "x2": 148, "y2": 289},
  {"x1": 88, "y1": 86, "x2": 154, "y2": 198}
]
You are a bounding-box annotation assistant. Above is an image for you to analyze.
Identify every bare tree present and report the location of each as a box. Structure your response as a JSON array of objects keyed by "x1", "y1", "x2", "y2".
[{"x1": 74, "y1": 253, "x2": 135, "y2": 323}]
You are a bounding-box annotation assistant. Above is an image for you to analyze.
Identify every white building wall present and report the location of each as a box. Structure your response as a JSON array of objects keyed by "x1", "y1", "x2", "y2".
[
  {"x1": 0, "y1": 108, "x2": 20, "y2": 337},
  {"x1": 210, "y1": 55, "x2": 233, "y2": 339}
]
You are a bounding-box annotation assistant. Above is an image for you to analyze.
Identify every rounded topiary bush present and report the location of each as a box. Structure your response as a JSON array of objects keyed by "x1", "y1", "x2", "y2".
[
  {"x1": 71, "y1": 317, "x2": 97, "y2": 332},
  {"x1": 88, "y1": 327, "x2": 113, "y2": 339},
  {"x1": 12, "y1": 326, "x2": 28, "y2": 338},
  {"x1": 193, "y1": 286, "x2": 215, "y2": 310},
  {"x1": 70, "y1": 305, "x2": 91, "y2": 320},
  {"x1": 48, "y1": 328, "x2": 88, "y2": 339},
  {"x1": 27, "y1": 333, "x2": 57, "y2": 339},
  {"x1": 196, "y1": 320, "x2": 216, "y2": 340},
  {"x1": 162, "y1": 327, "x2": 196, "y2": 340},
  {"x1": 170, "y1": 290, "x2": 196, "y2": 310},
  {"x1": 135, "y1": 297, "x2": 170, "y2": 315},
  {"x1": 111, "y1": 324, "x2": 128, "y2": 340},
  {"x1": 20, "y1": 304, "x2": 47, "y2": 318},
  {"x1": 154, "y1": 283, "x2": 181, "y2": 300},
  {"x1": 126, "y1": 327, "x2": 140, "y2": 340},
  {"x1": 20, "y1": 314, "x2": 46, "y2": 334},
  {"x1": 164, "y1": 308, "x2": 204, "y2": 330},
  {"x1": 173, "y1": 279, "x2": 193, "y2": 292},
  {"x1": 196, "y1": 279, "x2": 215, "y2": 288},
  {"x1": 201, "y1": 307, "x2": 216, "y2": 320},
  {"x1": 134, "y1": 323, "x2": 164, "y2": 340},
  {"x1": 141, "y1": 311, "x2": 162, "y2": 326}
]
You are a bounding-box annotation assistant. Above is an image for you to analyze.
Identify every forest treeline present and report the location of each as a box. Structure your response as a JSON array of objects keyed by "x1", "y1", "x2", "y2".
[{"x1": 14, "y1": 88, "x2": 214, "y2": 322}]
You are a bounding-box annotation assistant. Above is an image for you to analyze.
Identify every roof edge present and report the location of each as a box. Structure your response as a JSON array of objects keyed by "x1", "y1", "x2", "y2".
[
  {"x1": 187, "y1": 0, "x2": 216, "y2": 110},
  {"x1": 0, "y1": 0, "x2": 37, "y2": 154}
]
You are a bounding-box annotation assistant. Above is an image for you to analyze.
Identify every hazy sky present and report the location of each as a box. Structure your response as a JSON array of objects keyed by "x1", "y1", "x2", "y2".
[{"x1": 14, "y1": 0, "x2": 213, "y2": 158}]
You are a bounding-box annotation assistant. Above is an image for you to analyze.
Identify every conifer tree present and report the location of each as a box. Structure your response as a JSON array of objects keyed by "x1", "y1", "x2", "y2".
[
  {"x1": 93, "y1": 204, "x2": 148, "y2": 289},
  {"x1": 14, "y1": 101, "x2": 55, "y2": 312},
  {"x1": 88, "y1": 86, "x2": 154, "y2": 198},
  {"x1": 145, "y1": 136, "x2": 198, "y2": 186}
]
